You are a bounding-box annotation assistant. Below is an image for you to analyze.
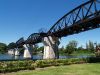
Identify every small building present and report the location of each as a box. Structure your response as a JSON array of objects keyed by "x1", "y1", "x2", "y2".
[{"x1": 95, "y1": 46, "x2": 100, "y2": 57}]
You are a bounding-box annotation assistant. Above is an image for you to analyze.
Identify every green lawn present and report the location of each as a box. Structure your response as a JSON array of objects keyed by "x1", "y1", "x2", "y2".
[{"x1": 2, "y1": 63, "x2": 100, "y2": 75}]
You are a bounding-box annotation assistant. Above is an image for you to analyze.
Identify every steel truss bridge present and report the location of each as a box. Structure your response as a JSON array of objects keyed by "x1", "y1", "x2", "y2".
[{"x1": 16, "y1": 0, "x2": 100, "y2": 47}]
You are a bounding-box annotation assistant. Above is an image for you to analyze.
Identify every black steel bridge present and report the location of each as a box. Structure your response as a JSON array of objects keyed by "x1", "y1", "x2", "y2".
[{"x1": 16, "y1": 0, "x2": 100, "y2": 47}]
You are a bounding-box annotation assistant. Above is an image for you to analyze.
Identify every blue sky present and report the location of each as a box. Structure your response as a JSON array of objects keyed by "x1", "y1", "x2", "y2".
[{"x1": 0, "y1": 0, "x2": 100, "y2": 47}]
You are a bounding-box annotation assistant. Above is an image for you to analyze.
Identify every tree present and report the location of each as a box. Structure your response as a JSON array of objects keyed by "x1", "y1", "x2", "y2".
[
  {"x1": 78, "y1": 45, "x2": 84, "y2": 50},
  {"x1": 86, "y1": 41, "x2": 95, "y2": 52},
  {"x1": 32, "y1": 44, "x2": 39, "y2": 54},
  {"x1": 86, "y1": 43, "x2": 89, "y2": 50},
  {"x1": 65, "y1": 40, "x2": 78, "y2": 55},
  {"x1": 0, "y1": 43, "x2": 7, "y2": 54},
  {"x1": 59, "y1": 46, "x2": 65, "y2": 55},
  {"x1": 37, "y1": 46, "x2": 44, "y2": 53},
  {"x1": 59, "y1": 46, "x2": 64, "y2": 51}
]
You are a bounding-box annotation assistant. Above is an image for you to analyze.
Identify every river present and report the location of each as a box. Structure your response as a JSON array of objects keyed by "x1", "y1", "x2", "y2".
[{"x1": 0, "y1": 54, "x2": 90, "y2": 61}]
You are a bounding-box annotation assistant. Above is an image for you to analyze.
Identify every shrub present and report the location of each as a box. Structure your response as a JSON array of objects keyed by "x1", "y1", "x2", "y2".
[
  {"x1": 34, "y1": 58, "x2": 87, "y2": 68},
  {"x1": 87, "y1": 57, "x2": 100, "y2": 63},
  {"x1": 0, "y1": 58, "x2": 96, "y2": 73},
  {"x1": 0, "y1": 60, "x2": 35, "y2": 73}
]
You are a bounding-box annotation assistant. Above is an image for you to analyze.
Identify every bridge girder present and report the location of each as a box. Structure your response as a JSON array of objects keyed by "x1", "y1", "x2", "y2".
[
  {"x1": 15, "y1": 0, "x2": 100, "y2": 47},
  {"x1": 48, "y1": 0, "x2": 100, "y2": 37}
]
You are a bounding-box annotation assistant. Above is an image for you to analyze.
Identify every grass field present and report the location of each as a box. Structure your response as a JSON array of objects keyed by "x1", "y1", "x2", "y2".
[{"x1": 1, "y1": 63, "x2": 100, "y2": 75}]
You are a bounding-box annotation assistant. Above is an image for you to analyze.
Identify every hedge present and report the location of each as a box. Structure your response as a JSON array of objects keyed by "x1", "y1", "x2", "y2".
[
  {"x1": 0, "y1": 60, "x2": 35, "y2": 73},
  {"x1": 0, "y1": 57, "x2": 99, "y2": 73}
]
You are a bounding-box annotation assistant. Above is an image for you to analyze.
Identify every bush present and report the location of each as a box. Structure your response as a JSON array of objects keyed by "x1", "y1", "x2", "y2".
[
  {"x1": 1, "y1": 57, "x2": 99, "y2": 73},
  {"x1": 87, "y1": 57, "x2": 100, "y2": 63},
  {"x1": 0, "y1": 60, "x2": 35, "y2": 73},
  {"x1": 34, "y1": 60, "x2": 55, "y2": 68},
  {"x1": 34, "y1": 58, "x2": 87, "y2": 68}
]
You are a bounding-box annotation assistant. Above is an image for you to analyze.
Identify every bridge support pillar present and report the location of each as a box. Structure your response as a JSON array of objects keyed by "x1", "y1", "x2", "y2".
[
  {"x1": 23, "y1": 44, "x2": 33, "y2": 59},
  {"x1": 15, "y1": 48, "x2": 20, "y2": 56},
  {"x1": 43, "y1": 36, "x2": 60, "y2": 59}
]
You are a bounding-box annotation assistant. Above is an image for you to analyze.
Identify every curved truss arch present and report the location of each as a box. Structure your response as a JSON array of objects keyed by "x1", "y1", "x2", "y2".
[
  {"x1": 16, "y1": 37, "x2": 25, "y2": 48},
  {"x1": 48, "y1": 0, "x2": 100, "y2": 37},
  {"x1": 15, "y1": 0, "x2": 100, "y2": 46},
  {"x1": 25, "y1": 32, "x2": 47, "y2": 44}
]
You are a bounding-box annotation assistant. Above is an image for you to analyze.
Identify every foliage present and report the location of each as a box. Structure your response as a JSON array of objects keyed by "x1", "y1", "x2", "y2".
[
  {"x1": 87, "y1": 57, "x2": 100, "y2": 63},
  {"x1": 0, "y1": 58, "x2": 86, "y2": 73},
  {"x1": 64, "y1": 40, "x2": 78, "y2": 55},
  {"x1": 77, "y1": 46, "x2": 84, "y2": 50},
  {"x1": 59, "y1": 46, "x2": 65, "y2": 55},
  {"x1": 37, "y1": 46, "x2": 44, "y2": 53},
  {"x1": 34, "y1": 58, "x2": 86, "y2": 68},
  {"x1": 86, "y1": 41, "x2": 95, "y2": 52},
  {"x1": 0, "y1": 60, "x2": 35, "y2": 73},
  {"x1": 32, "y1": 45, "x2": 44, "y2": 54},
  {"x1": 32, "y1": 44, "x2": 39, "y2": 54},
  {"x1": 0, "y1": 43, "x2": 7, "y2": 54}
]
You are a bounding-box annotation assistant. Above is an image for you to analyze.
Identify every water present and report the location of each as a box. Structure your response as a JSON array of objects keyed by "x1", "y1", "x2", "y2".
[{"x1": 0, "y1": 54, "x2": 90, "y2": 61}]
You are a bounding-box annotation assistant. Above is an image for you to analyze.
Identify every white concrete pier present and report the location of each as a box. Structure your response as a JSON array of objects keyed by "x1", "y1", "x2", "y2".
[
  {"x1": 15, "y1": 48, "x2": 20, "y2": 56},
  {"x1": 43, "y1": 36, "x2": 60, "y2": 59},
  {"x1": 23, "y1": 44, "x2": 33, "y2": 59}
]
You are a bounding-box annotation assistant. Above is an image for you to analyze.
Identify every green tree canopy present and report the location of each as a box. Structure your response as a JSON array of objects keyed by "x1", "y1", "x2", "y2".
[
  {"x1": 0, "y1": 43, "x2": 7, "y2": 54},
  {"x1": 65, "y1": 40, "x2": 78, "y2": 55},
  {"x1": 86, "y1": 40, "x2": 95, "y2": 52}
]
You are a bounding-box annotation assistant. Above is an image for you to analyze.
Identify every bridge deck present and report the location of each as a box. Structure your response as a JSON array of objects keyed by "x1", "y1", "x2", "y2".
[{"x1": 51, "y1": 14, "x2": 100, "y2": 37}]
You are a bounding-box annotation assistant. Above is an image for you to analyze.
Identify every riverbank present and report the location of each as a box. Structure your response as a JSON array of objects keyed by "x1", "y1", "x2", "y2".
[
  {"x1": 1, "y1": 63, "x2": 100, "y2": 75},
  {"x1": 60, "y1": 50, "x2": 95, "y2": 56}
]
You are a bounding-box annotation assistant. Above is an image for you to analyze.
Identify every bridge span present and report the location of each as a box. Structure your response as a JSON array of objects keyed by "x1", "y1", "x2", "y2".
[{"x1": 12, "y1": 0, "x2": 100, "y2": 59}]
